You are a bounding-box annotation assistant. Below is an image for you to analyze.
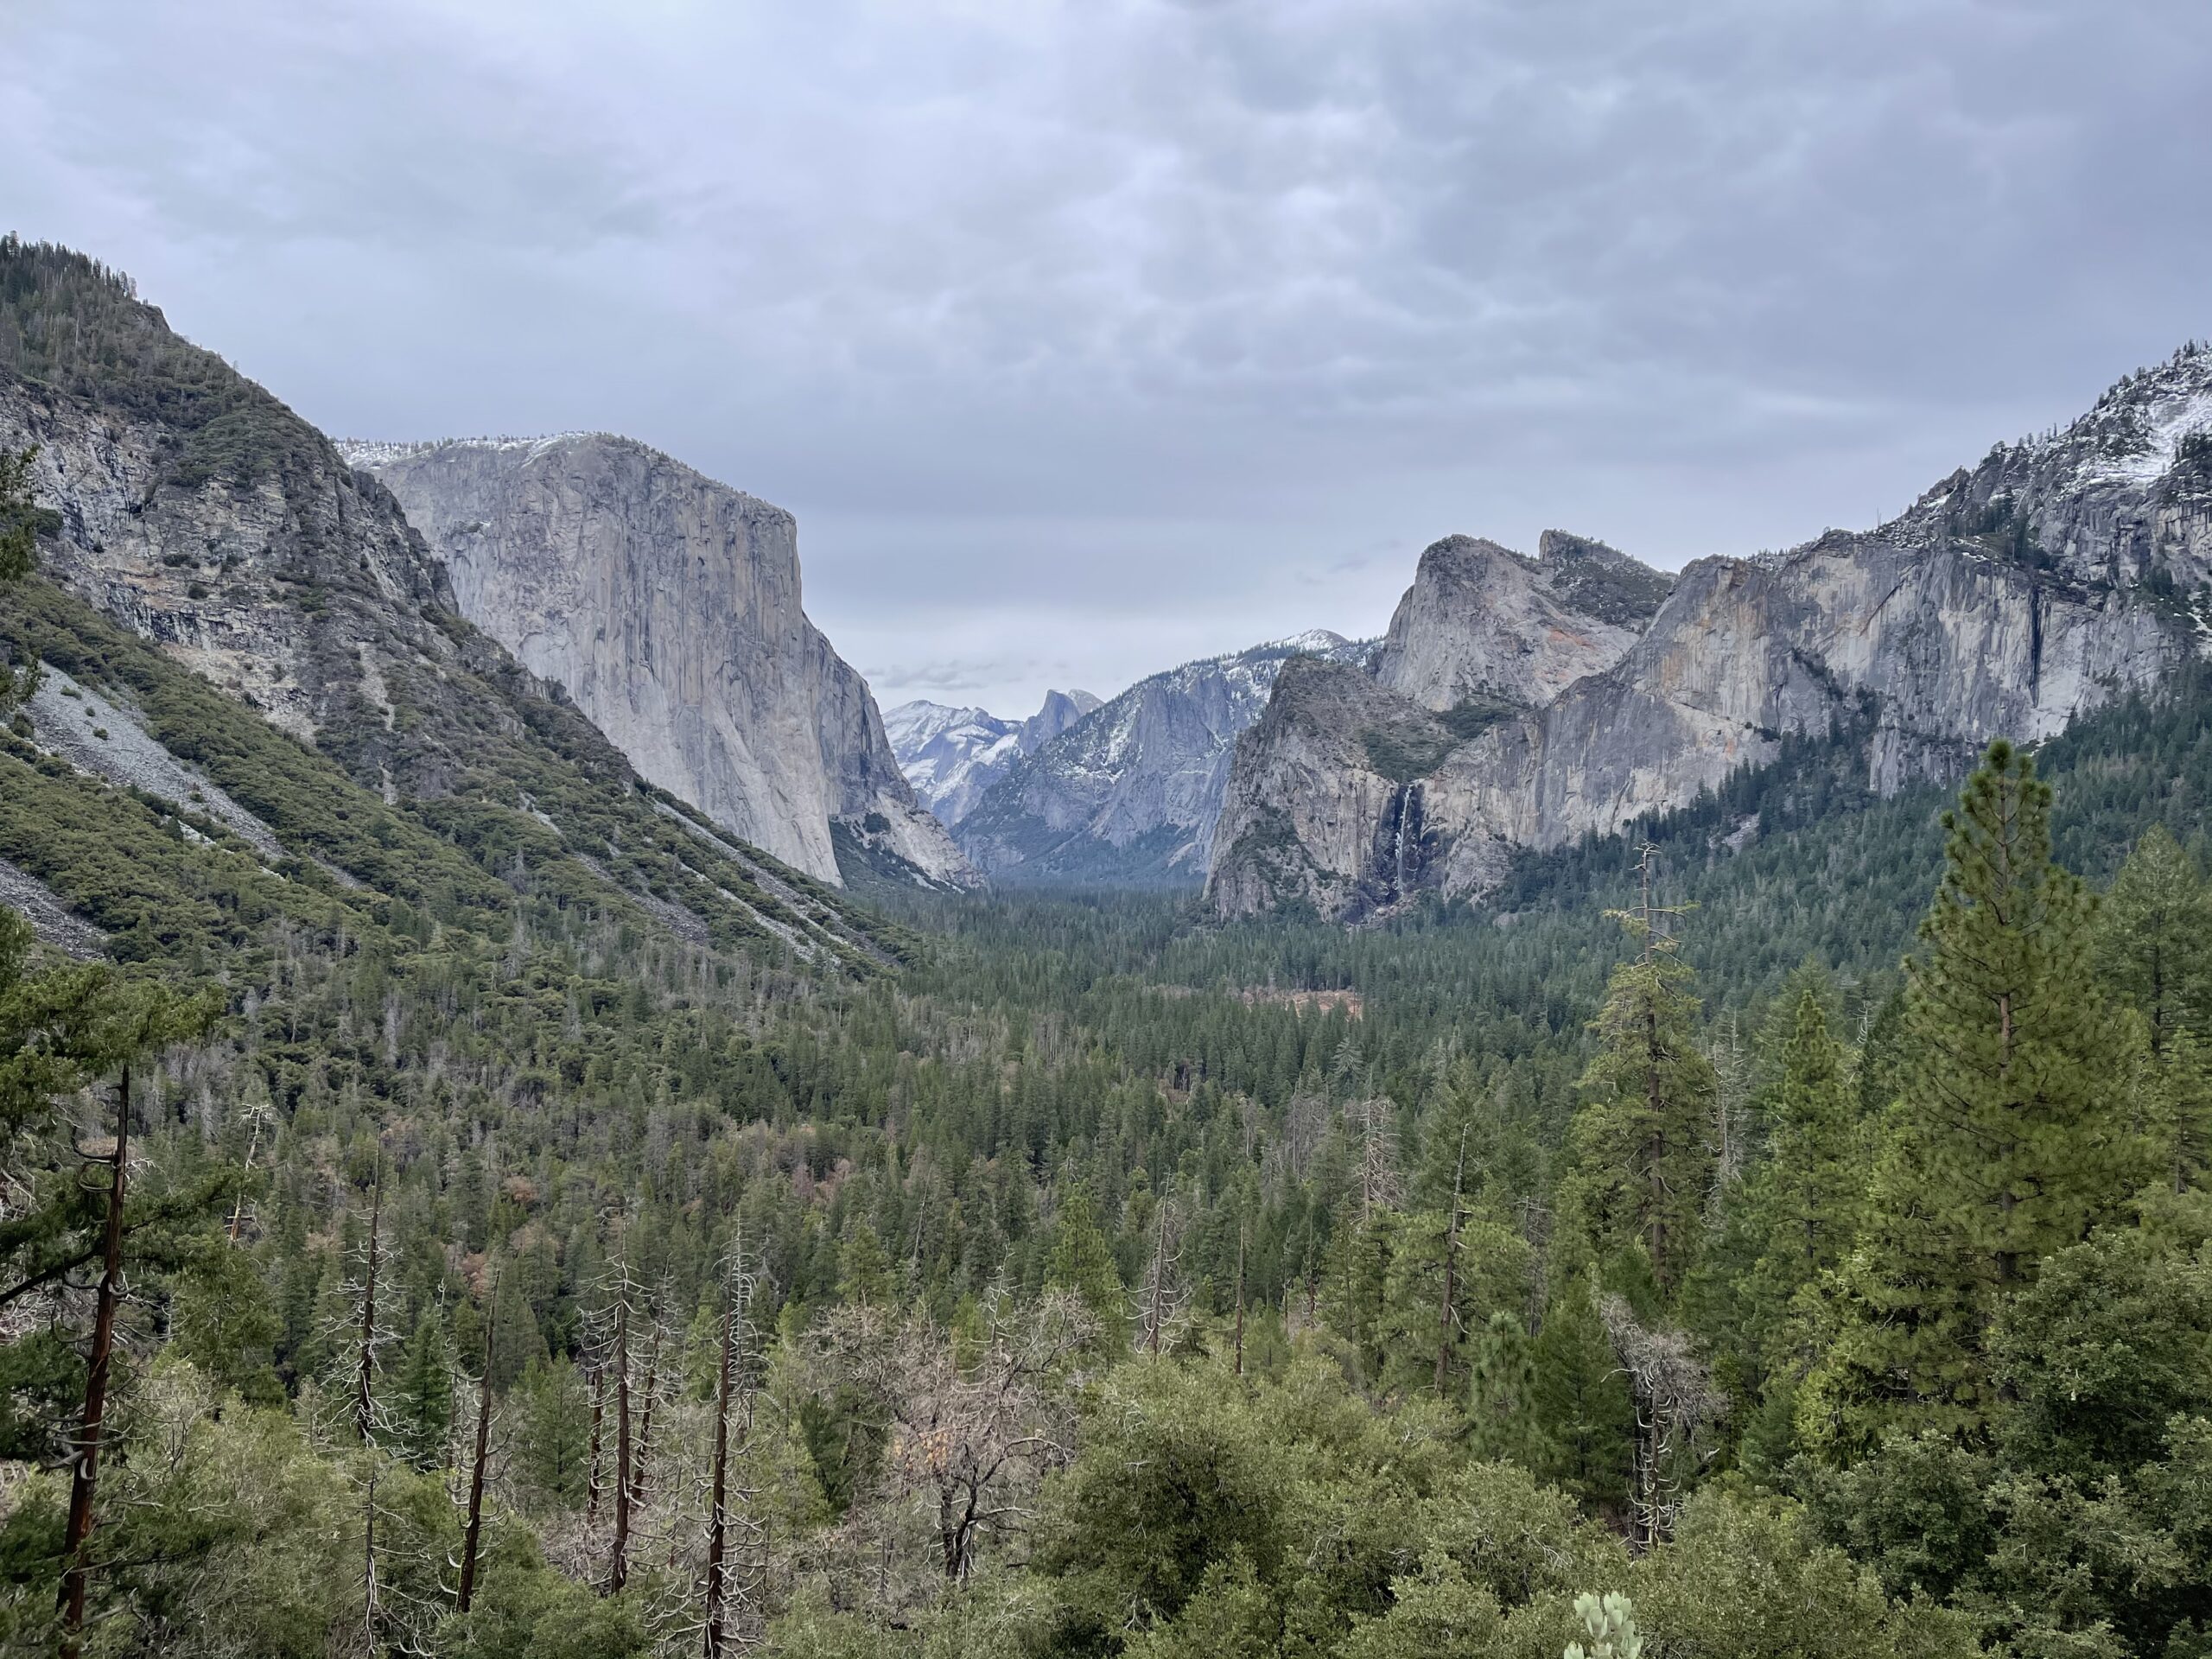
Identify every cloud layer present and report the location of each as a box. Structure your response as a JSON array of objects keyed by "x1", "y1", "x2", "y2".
[{"x1": 7, "y1": 0, "x2": 2209, "y2": 712}]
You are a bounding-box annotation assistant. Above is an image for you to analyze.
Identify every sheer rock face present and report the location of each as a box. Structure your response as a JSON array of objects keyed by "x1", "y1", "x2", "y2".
[
  {"x1": 1210, "y1": 345, "x2": 2212, "y2": 921},
  {"x1": 1374, "y1": 532, "x2": 1669, "y2": 713},
  {"x1": 346, "y1": 435, "x2": 975, "y2": 889},
  {"x1": 954, "y1": 632, "x2": 1370, "y2": 887}
]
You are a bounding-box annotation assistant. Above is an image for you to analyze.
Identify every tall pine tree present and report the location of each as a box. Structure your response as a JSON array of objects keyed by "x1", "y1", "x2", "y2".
[
  {"x1": 2096, "y1": 824, "x2": 2212, "y2": 1056},
  {"x1": 1561, "y1": 861, "x2": 1715, "y2": 1299},
  {"x1": 1804, "y1": 741, "x2": 2139, "y2": 1454}
]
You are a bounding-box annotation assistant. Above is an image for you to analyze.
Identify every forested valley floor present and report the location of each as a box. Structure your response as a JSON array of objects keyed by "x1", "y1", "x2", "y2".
[{"x1": 6, "y1": 559, "x2": 2212, "y2": 1656}]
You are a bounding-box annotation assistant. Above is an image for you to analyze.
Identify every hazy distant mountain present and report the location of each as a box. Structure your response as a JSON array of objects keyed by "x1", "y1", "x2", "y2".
[
  {"x1": 886, "y1": 689, "x2": 1101, "y2": 825},
  {"x1": 955, "y1": 631, "x2": 1371, "y2": 887}
]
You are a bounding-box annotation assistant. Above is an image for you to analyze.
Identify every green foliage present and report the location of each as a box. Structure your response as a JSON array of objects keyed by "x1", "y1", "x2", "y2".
[
  {"x1": 1529, "y1": 1273, "x2": 1635, "y2": 1516},
  {"x1": 1560, "y1": 928, "x2": 1716, "y2": 1296},
  {"x1": 1, "y1": 237, "x2": 339, "y2": 492},
  {"x1": 7, "y1": 301, "x2": 2212, "y2": 1656},
  {"x1": 1807, "y1": 741, "x2": 2142, "y2": 1452},
  {"x1": 1046, "y1": 1186, "x2": 1128, "y2": 1341},
  {"x1": 2097, "y1": 824, "x2": 2212, "y2": 1053}
]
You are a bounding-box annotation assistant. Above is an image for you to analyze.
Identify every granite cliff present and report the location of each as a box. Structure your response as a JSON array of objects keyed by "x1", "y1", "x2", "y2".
[
  {"x1": 1210, "y1": 346, "x2": 2212, "y2": 920},
  {"x1": 343, "y1": 435, "x2": 974, "y2": 890}
]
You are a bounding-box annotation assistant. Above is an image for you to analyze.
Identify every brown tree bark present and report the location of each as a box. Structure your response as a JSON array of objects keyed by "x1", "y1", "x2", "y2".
[
  {"x1": 58, "y1": 1064, "x2": 130, "y2": 1659},
  {"x1": 456, "y1": 1278, "x2": 499, "y2": 1613},
  {"x1": 607, "y1": 1300, "x2": 632, "y2": 1594},
  {"x1": 1232, "y1": 1231, "x2": 1247, "y2": 1378},
  {"x1": 585, "y1": 1365, "x2": 606, "y2": 1522}
]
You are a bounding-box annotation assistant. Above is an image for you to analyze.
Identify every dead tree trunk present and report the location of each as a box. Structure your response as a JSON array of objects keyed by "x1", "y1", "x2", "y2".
[
  {"x1": 58, "y1": 1064, "x2": 130, "y2": 1659},
  {"x1": 1232, "y1": 1231, "x2": 1247, "y2": 1378},
  {"x1": 1145, "y1": 1201, "x2": 1170, "y2": 1355},
  {"x1": 226, "y1": 1106, "x2": 267, "y2": 1244},
  {"x1": 456, "y1": 1279, "x2": 499, "y2": 1613},
  {"x1": 1434, "y1": 1128, "x2": 1468, "y2": 1394},
  {"x1": 355, "y1": 1170, "x2": 384, "y2": 1444},
  {"x1": 585, "y1": 1365, "x2": 606, "y2": 1522},
  {"x1": 703, "y1": 1266, "x2": 755, "y2": 1656},
  {"x1": 361, "y1": 1464, "x2": 382, "y2": 1649},
  {"x1": 632, "y1": 1311, "x2": 662, "y2": 1516},
  {"x1": 607, "y1": 1299, "x2": 632, "y2": 1594}
]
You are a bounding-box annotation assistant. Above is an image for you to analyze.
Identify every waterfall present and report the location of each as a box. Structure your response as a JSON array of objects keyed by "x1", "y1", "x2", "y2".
[
  {"x1": 1393, "y1": 788, "x2": 1408, "y2": 897},
  {"x1": 1390, "y1": 781, "x2": 1421, "y2": 899}
]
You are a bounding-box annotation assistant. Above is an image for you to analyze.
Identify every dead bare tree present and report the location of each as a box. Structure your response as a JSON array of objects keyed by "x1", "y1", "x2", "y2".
[
  {"x1": 582, "y1": 1254, "x2": 656, "y2": 1594},
  {"x1": 814, "y1": 1291, "x2": 1093, "y2": 1586},
  {"x1": 585, "y1": 1364, "x2": 607, "y2": 1522},
  {"x1": 225, "y1": 1097, "x2": 275, "y2": 1244},
  {"x1": 1434, "y1": 1125, "x2": 1470, "y2": 1393},
  {"x1": 1137, "y1": 1194, "x2": 1188, "y2": 1357},
  {"x1": 1599, "y1": 1294, "x2": 1725, "y2": 1552},
  {"x1": 1347, "y1": 1096, "x2": 1403, "y2": 1216},
  {"x1": 354, "y1": 1165, "x2": 386, "y2": 1444},
  {"x1": 608, "y1": 1296, "x2": 634, "y2": 1592},
  {"x1": 454, "y1": 1274, "x2": 499, "y2": 1613},
  {"x1": 702, "y1": 1243, "x2": 765, "y2": 1657}
]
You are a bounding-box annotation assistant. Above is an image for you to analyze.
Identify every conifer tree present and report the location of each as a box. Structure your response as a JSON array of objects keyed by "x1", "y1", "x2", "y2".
[
  {"x1": 2096, "y1": 823, "x2": 2212, "y2": 1055},
  {"x1": 838, "y1": 1224, "x2": 897, "y2": 1306},
  {"x1": 1804, "y1": 741, "x2": 2139, "y2": 1453},
  {"x1": 2147, "y1": 1027, "x2": 2212, "y2": 1195},
  {"x1": 1744, "y1": 992, "x2": 1860, "y2": 1343},
  {"x1": 1046, "y1": 1186, "x2": 1126, "y2": 1343},
  {"x1": 1529, "y1": 1272, "x2": 1635, "y2": 1514},
  {"x1": 1563, "y1": 854, "x2": 1715, "y2": 1297},
  {"x1": 1465, "y1": 1310, "x2": 1548, "y2": 1468},
  {"x1": 391, "y1": 1307, "x2": 454, "y2": 1469}
]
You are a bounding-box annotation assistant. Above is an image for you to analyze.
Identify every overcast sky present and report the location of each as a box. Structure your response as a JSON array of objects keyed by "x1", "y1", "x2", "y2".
[{"x1": 7, "y1": 2, "x2": 2209, "y2": 715}]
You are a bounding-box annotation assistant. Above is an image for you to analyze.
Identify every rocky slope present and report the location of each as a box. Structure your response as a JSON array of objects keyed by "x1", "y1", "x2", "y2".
[
  {"x1": 341, "y1": 435, "x2": 973, "y2": 890},
  {"x1": 957, "y1": 632, "x2": 1370, "y2": 885},
  {"x1": 0, "y1": 239, "x2": 907, "y2": 968},
  {"x1": 886, "y1": 688, "x2": 1101, "y2": 825},
  {"x1": 1210, "y1": 345, "x2": 2212, "y2": 920}
]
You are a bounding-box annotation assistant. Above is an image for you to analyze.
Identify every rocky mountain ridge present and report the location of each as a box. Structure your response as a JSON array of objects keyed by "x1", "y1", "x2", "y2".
[
  {"x1": 1209, "y1": 344, "x2": 2212, "y2": 921},
  {"x1": 0, "y1": 239, "x2": 906, "y2": 966},
  {"x1": 341, "y1": 433, "x2": 974, "y2": 890},
  {"x1": 957, "y1": 631, "x2": 1370, "y2": 886},
  {"x1": 885, "y1": 687, "x2": 1101, "y2": 825}
]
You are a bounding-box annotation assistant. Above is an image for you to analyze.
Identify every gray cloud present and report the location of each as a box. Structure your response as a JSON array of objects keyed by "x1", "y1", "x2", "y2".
[{"x1": 5, "y1": 0, "x2": 2208, "y2": 714}]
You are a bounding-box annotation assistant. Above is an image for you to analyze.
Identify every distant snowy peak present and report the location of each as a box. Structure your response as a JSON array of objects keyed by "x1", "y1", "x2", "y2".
[
  {"x1": 1872, "y1": 339, "x2": 2212, "y2": 581},
  {"x1": 887, "y1": 688, "x2": 1102, "y2": 826},
  {"x1": 1262, "y1": 628, "x2": 1353, "y2": 654},
  {"x1": 951, "y1": 629, "x2": 1373, "y2": 885}
]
